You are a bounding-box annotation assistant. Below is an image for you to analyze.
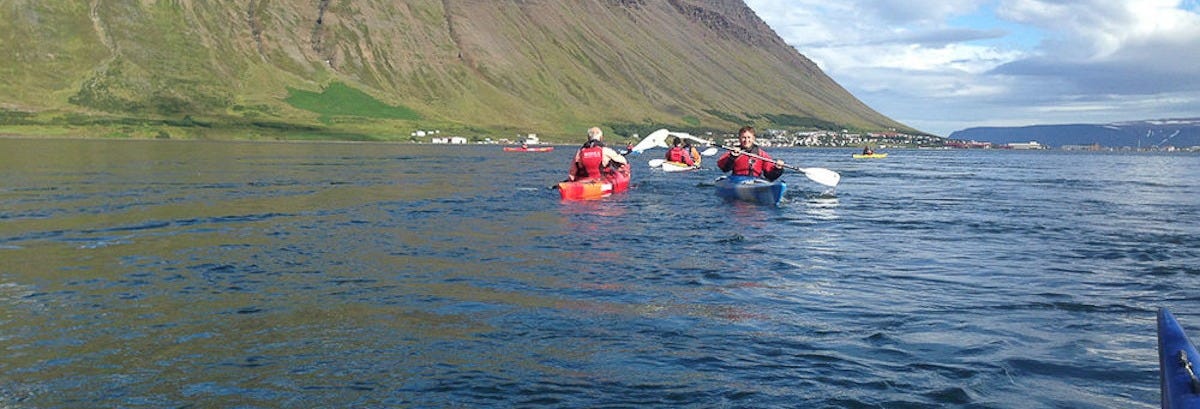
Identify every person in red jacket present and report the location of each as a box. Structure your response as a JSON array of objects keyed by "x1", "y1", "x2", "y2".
[
  {"x1": 568, "y1": 127, "x2": 628, "y2": 181},
  {"x1": 664, "y1": 137, "x2": 695, "y2": 166},
  {"x1": 717, "y1": 126, "x2": 784, "y2": 181}
]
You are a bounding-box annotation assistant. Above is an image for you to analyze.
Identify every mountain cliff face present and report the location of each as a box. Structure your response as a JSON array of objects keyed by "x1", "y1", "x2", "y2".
[{"x1": 0, "y1": 0, "x2": 915, "y2": 139}]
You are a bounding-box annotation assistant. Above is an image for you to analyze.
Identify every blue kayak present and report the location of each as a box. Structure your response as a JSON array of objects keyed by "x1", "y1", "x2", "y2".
[
  {"x1": 1159, "y1": 308, "x2": 1200, "y2": 409},
  {"x1": 714, "y1": 175, "x2": 785, "y2": 206}
]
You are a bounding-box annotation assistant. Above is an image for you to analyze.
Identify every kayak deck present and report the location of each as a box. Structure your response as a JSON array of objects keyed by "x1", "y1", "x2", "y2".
[
  {"x1": 661, "y1": 161, "x2": 700, "y2": 172},
  {"x1": 714, "y1": 175, "x2": 785, "y2": 206},
  {"x1": 558, "y1": 168, "x2": 631, "y2": 200},
  {"x1": 1159, "y1": 308, "x2": 1200, "y2": 409}
]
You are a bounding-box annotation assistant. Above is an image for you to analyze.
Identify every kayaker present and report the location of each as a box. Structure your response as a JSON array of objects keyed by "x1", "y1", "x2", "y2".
[
  {"x1": 684, "y1": 139, "x2": 702, "y2": 167},
  {"x1": 862, "y1": 145, "x2": 874, "y2": 155},
  {"x1": 664, "y1": 137, "x2": 696, "y2": 166},
  {"x1": 717, "y1": 126, "x2": 784, "y2": 181},
  {"x1": 568, "y1": 127, "x2": 628, "y2": 181}
]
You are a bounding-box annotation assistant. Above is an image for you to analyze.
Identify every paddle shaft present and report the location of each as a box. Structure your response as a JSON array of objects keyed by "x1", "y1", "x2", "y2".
[{"x1": 716, "y1": 143, "x2": 807, "y2": 173}]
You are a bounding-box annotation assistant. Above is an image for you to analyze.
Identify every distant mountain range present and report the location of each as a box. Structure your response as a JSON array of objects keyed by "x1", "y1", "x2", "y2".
[{"x1": 948, "y1": 118, "x2": 1200, "y2": 148}]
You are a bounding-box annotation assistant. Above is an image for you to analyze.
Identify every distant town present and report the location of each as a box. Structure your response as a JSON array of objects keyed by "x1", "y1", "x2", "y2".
[
  {"x1": 748, "y1": 129, "x2": 1200, "y2": 151},
  {"x1": 415, "y1": 128, "x2": 1200, "y2": 152}
]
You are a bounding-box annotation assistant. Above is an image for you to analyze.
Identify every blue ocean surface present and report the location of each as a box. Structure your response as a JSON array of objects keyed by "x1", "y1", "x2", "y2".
[{"x1": 1, "y1": 138, "x2": 1198, "y2": 408}]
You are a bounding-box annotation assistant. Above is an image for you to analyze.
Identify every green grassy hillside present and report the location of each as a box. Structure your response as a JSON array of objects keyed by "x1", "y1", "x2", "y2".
[{"x1": 0, "y1": 0, "x2": 922, "y2": 142}]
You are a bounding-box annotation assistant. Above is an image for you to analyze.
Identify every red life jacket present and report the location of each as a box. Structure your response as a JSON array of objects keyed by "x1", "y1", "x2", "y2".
[
  {"x1": 718, "y1": 146, "x2": 772, "y2": 177},
  {"x1": 665, "y1": 146, "x2": 694, "y2": 165},
  {"x1": 576, "y1": 145, "x2": 605, "y2": 179}
]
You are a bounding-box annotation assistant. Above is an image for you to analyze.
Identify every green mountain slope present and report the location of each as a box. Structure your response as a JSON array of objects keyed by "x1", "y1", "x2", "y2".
[{"x1": 0, "y1": 0, "x2": 919, "y2": 141}]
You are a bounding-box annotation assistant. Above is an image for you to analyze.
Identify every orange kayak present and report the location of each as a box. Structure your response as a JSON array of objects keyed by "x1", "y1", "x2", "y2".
[
  {"x1": 557, "y1": 168, "x2": 631, "y2": 200},
  {"x1": 503, "y1": 146, "x2": 554, "y2": 152}
]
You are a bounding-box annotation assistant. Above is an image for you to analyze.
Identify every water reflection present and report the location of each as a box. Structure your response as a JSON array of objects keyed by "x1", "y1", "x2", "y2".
[{"x1": 805, "y1": 196, "x2": 840, "y2": 220}]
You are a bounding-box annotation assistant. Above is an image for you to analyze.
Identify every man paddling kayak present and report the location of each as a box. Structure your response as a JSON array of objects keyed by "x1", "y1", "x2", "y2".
[
  {"x1": 717, "y1": 126, "x2": 784, "y2": 181},
  {"x1": 568, "y1": 127, "x2": 628, "y2": 182}
]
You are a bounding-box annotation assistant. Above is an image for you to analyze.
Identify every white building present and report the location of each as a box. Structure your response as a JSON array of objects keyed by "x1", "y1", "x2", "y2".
[{"x1": 1007, "y1": 141, "x2": 1046, "y2": 150}]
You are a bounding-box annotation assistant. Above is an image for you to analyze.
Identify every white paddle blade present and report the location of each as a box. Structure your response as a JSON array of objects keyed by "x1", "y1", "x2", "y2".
[
  {"x1": 648, "y1": 159, "x2": 665, "y2": 168},
  {"x1": 800, "y1": 167, "x2": 841, "y2": 187},
  {"x1": 700, "y1": 147, "x2": 719, "y2": 156},
  {"x1": 631, "y1": 129, "x2": 670, "y2": 153},
  {"x1": 669, "y1": 132, "x2": 713, "y2": 146}
]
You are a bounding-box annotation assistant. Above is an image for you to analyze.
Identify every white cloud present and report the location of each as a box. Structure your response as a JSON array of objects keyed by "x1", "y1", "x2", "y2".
[
  {"x1": 998, "y1": 0, "x2": 1200, "y2": 59},
  {"x1": 745, "y1": 0, "x2": 1200, "y2": 136}
]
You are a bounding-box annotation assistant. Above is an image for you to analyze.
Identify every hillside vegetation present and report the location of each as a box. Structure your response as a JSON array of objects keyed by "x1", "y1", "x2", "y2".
[{"x1": 0, "y1": 0, "x2": 919, "y2": 142}]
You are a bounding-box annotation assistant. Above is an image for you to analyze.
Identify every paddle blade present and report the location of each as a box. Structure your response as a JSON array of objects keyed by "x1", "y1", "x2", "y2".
[
  {"x1": 799, "y1": 167, "x2": 841, "y2": 187},
  {"x1": 631, "y1": 129, "x2": 670, "y2": 153},
  {"x1": 700, "y1": 147, "x2": 719, "y2": 156},
  {"x1": 669, "y1": 132, "x2": 713, "y2": 147},
  {"x1": 648, "y1": 159, "x2": 665, "y2": 168}
]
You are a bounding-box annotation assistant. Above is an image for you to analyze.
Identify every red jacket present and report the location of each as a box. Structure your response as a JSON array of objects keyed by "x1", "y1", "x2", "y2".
[
  {"x1": 665, "y1": 146, "x2": 695, "y2": 166},
  {"x1": 574, "y1": 145, "x2": 605, "y2": 179},
  {"x1": 717, "y1": 145, "x2": 783, "y2": 181}
]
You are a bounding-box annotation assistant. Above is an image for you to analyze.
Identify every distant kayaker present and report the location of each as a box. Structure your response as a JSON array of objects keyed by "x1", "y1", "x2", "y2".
[
  {"x1": 862, "y1": 145, "x2": 874, "y2": 155},
  {"x1": 717, "y1": 126, "x2": 784, "y2": 181},
  {"x1": 664, "y1": 137, "x2": 696, "y2": 166},
  {"x1": 568, "y1": 127, "x2": 628, "y2": 181},
  {"x1": 683, "y1": 139, "x2": 702, "y2": 167}
]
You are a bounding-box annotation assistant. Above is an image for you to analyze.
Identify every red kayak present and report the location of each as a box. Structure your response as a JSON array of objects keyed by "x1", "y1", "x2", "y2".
[
  {"x1": 503, "y1": 146, "x2": 554, "y2": 152},
  {"x1": 557, "y1": 168, "x2": 631, "y2": 200}
]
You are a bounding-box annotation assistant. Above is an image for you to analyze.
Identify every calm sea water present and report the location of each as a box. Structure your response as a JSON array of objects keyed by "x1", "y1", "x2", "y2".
[{"x1": 2, "y1": 138, "x2": 1199, "y2": 408}]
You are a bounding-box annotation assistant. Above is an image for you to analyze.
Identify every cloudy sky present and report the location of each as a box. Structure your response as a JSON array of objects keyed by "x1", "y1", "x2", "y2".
[{"x1": 744, "y1": 0, "x2": 1200, "y2": 136}]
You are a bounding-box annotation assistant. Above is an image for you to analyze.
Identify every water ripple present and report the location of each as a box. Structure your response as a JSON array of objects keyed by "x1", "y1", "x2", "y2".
[{"x1": 1, "y1": 142, "x2": 1197, "y2": 407}]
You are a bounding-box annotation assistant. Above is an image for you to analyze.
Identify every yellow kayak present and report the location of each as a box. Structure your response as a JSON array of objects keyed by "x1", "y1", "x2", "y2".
[
  {"x1": 852, "y1": 153, "x2": 888, "y2": 159},
  {"x1": 660, "y1": 161, "x2": 700, "y2": 172}
]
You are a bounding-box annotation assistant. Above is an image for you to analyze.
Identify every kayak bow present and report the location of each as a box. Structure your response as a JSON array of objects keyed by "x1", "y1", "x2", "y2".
[
  {"x1": 714, "y1": 175, "x2": 785, "y2": 206},
  {"x1": 1160, "y1": 308, "x2": 1200, "y2": 409}
]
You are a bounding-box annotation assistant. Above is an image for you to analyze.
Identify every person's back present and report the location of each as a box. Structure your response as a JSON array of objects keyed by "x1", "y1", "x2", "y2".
[
  {"x1": 575, "y1": 141, "x2": 606, "y2": 178},
  {"x1": 569, "y1": 127, "x2": 628, "y2": 181},
  {"x1": 665, "y1": 138, "x2": 695, "y2": 166}
]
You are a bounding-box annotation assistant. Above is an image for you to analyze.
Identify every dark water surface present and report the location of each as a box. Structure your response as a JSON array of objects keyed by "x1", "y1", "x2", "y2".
[{"x1": 2, "y1": 139, "x2": 1199, "y2": 408}]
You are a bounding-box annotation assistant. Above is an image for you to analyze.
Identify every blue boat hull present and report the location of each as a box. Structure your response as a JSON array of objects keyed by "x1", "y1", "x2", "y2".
[
  {"x1": 1159, "y1": 308, "x2": 1200, "y2": 409},
  {"x1": 714, "y1": 175, "x2": 785, "y2": 205}
]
